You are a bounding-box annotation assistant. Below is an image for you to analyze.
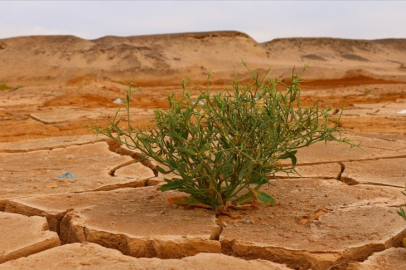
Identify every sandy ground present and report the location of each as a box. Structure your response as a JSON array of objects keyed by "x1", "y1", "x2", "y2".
[{"x1": 0, "y1": 31, "x2": 406, "y2": 269}]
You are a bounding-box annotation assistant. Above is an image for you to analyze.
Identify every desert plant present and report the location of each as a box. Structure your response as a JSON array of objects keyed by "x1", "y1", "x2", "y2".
[
  {"x1": 0, "y1": 84, "x2": 12, "y2": 91},
  {"x1": 398, "y1": 208, "x2": 406, "y2": 220},
  {"x1": 397, "y1": 187, "x2": 406, "y2": 247},
  {"x1": 397, "y1": 187, "x2": 406, "y2": 221},
  {"x1": 89, "y1": 62, "x2": 355, "y2": 210},
  {"x1": 398, "y1": 192, "x2": 406, "y2": 220}
]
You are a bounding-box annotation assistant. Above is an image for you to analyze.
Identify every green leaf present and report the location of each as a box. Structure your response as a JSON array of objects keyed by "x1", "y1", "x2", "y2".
[
  {"x1": 177, "y1": 147, "x2": 197, "y2": 156},
  {"x1": 214, "y1": 151, "x2": 223, "y2": 163},
  {"x1": 249, "y1": 189, "x2": 276, "y2": 205},
  {"x1": 180, "y1": 188, "x2": 210, "y2": 196},
  {"x1": 223, "y1": 163, "x2": 234, "y2": 175},
  {"x1": 190, "y1": 163, "x2": 203, "y2": 177},
  {"x1": 290, "y1": 90, "x2": 297, "y2": 102},
  {"x1": 250, "y1": 174, "x2": 268, "y2": 185},
  {"x1": 199, "y1": 143, "x2": 211, "y2": 154},
  {"x1": 156, "y1": 166, "x2": 171, "y2": 174},
  {"x1": 290, "y1": 154, "x2": 297, "y2": 166},
  {"x1": 235, "y1": 192, "x2": 254, "y2": 204},
  {"x1": 181, "y1": 129, "x2": 189, "y2": 140},
  {"x1": 167, "y1": 159, "x2": 179, "y2": 170},
  {"x1": 239, "y1": 163, "x2": 252, "y2": 181},
  {"x1": 279, "y1": 150, "x2": 297, "y2": 165},
  {"x1": 397, "y1": 207, "x2": 406, "y2": 221},
  {"x1": 160, "y1": 178, "x2": 187, "y2": 191},
  {"x1": 183, "y1": 108, "x2": 191, "y2": 119},
  {"x1": 219, "y1": 136, "x2": 230, "y2": 149}
]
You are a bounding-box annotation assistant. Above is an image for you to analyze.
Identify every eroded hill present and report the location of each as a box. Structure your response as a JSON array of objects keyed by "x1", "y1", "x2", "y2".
[{"x1": 1, "y1": 31, "x2": 406, "y2": 86}]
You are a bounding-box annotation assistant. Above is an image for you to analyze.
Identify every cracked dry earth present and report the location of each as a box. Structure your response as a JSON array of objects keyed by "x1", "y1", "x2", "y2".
[{"x1": 1, "y1": 81, "x2": 406, "y2": 270}]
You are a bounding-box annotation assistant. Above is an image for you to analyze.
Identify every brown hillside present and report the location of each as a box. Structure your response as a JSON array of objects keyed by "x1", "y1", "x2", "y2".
[{"x1": 1, "y1": 31, "x2": 406, "y2": 86}]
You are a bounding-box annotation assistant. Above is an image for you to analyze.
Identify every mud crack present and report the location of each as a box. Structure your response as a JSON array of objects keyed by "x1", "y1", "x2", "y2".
[
  {"x1": 292, "y1": 154, "x2": 406, "y2": 167},
  {"x1": 0, "y1": 141, "x2": 98, "y2": 153}
]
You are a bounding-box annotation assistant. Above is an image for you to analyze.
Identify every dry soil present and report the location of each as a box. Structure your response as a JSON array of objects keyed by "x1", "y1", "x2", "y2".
[{"x1": 1, "y1": 31, "x2": 406, "y2": 269}]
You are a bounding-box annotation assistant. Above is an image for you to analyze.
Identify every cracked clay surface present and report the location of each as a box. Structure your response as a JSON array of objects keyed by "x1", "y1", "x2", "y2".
[{"x1": 1, "y1": 34, "x2": 406, "y2": 270}]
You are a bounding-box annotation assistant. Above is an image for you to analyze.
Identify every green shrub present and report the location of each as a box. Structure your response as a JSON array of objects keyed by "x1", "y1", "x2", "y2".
[
  {"x1": 397, "y1": 187, "x2": 406, "y2": 247},
  {"x1": 89, "y1": 62, "x2": 355, "y2": 210},
  {"x1": 398, "y1": 208, "x2": 406, "y2": 220},
  {"x1": 0, "y1": 84, "x2": 12, "y2": 91},
  {"x1": 398, "y1": 188, "x2": 406, "y2": 221}
]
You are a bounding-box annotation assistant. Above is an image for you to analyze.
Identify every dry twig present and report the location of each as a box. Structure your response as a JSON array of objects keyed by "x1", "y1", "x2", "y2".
[{"x1": 105, "y1": 138, "x2": 158, "y2": 177}]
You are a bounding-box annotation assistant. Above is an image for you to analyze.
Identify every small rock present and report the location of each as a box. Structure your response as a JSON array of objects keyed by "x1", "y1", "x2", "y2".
[
  {"x1": 113, "y1": 98, "x2": 125, "y2": 104},
  {"x1": 57, "y1": 172, "x2": 75, "y2": 178}
]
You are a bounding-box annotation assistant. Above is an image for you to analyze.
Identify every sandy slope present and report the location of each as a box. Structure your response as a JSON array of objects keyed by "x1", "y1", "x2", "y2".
[{"x1": 1, "y1": 31, "x2": 406, "y2": 86}]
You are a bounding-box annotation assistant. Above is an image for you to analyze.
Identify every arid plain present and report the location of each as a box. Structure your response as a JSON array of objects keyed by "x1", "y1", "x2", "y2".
[{"x1": 1, "y1": 31, "x2": 406, "y2": 269}]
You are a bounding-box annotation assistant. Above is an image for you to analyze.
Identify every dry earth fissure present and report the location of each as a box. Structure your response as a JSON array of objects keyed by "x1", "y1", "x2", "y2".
[{"x1": 2, "y1": 177, "x2": 406, "y2": 269}]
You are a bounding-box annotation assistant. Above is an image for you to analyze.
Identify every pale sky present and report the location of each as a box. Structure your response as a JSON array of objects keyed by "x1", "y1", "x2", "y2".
[{"x1": 1, "y1": 1, "x2": 405, "y2": 43}]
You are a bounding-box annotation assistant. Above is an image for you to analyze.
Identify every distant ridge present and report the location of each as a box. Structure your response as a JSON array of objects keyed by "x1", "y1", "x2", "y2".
[
  {"x1": 93, "y1": 30, "x2": 251, "y2": 41},
  {"x1": 1, "y1": 31, "x2": 405, "y2": 85},
  {"x1": 264, "y1": 37, "x2": 406, "y2": 53}
]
